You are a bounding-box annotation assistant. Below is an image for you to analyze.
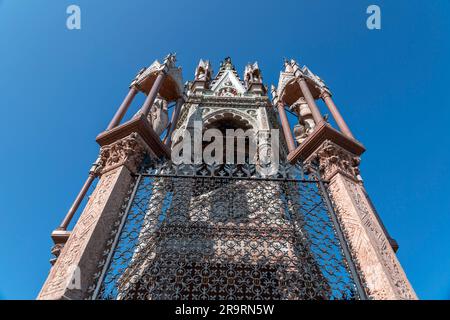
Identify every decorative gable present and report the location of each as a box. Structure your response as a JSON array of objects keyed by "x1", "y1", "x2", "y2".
[
  {"x1": 211, "y1": 72, "x2": 246, "y2": 96},
  {"x1": 210, "y1": 57, "x2": 246, "y2": 97}
]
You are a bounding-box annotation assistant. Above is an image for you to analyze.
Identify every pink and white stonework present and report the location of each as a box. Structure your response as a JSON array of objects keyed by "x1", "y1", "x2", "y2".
[
  {"x1": 307, "y1": 141, "x2": 416, "y2": 299},
  {"x1": 38, "y1": 55, "x2": 417, "y2": 300}
]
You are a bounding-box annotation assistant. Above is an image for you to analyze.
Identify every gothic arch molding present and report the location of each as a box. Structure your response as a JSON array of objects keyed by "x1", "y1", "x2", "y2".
[{"x1": 203, "y1": 109, "x2": 258, "y2": 131}]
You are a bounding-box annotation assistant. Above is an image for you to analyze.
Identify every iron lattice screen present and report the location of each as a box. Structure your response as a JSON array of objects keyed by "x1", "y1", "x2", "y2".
[{"x1": 91, "y1": 161, "x2": 363, "y2": 300}]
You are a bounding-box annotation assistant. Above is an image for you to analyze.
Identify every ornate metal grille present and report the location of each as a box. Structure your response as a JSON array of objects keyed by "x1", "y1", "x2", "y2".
[{"x1": 91, "y1": 160, "x2": 364, "y2": 300}]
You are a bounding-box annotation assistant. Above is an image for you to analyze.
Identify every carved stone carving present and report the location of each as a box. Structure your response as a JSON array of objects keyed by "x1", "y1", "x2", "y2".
[
  {"x1": 133, "y1": 96, "x2": 169, "y2": 136},
  {"x1": 306, "y1": 140, "x2": 417, "y2": 300},
  {"x1": 309, "y1": 140, "x2": 361, "y2": 181},
  {"x1": 149, "y1": 96, "x2": 169, "y2": 136},
  {"x1": 99, "y1": 132, "x2": 151, "y2": 174},
  {"x1": 38, "y1": 166, "x2": 134, "y2": 299},
  {"x1": 291, "y1": 97, "x2": 316, "y2": 144},
  {"x1": 194, "y1": 59, "x2": 212, "y2": 82}
]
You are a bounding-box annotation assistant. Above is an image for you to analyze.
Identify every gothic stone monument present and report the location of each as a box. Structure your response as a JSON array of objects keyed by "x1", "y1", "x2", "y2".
[{"x1": 38, "y1": 55, "x2": 417, "y2": 300}]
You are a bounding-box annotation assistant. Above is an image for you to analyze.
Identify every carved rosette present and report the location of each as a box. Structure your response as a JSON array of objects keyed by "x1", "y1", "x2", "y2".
[
  {"x1": 306, "y1": 140, "x2": 417, "y2": 300},
  {"x1": 99, "y1": 132, "x2": 151, "y2": 175}
]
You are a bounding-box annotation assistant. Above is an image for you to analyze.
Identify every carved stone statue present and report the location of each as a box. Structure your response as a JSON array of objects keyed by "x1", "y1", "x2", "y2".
[
  {"x1": 149, "y1": 95, "x2": 169, "y2": 136},
  {"x1": 291, "y1": 97, "x2": 315, "y2": 144}
]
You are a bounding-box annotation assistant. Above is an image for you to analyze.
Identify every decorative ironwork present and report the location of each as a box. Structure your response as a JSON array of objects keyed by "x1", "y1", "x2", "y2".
[{"x1": 91, "y1": 160, "x2": 364, "y2": 300}]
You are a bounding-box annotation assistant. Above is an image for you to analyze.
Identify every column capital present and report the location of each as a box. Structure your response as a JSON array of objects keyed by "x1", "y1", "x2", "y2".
[
  {"x1": 306, "y1": 140, "x2": 361, "y2": 182},
  {"x1": 296, "y1": 75, "x2": 307, "y2": 82},
  {"x1": 129, "y1": 82, "x2": 140, "y2": 91},
  {"x1": 159, "y1": 66, "x2": 170, "y2": 75},
  {"x1": 275, "y1": 99, "x2": 284, "y2": 109},
  {"x1": 319, "y1": 89, "x2": 332, "y2": 99},
  {"x1": 320, "y1": 89, "x2": 355, "y2": 139}
]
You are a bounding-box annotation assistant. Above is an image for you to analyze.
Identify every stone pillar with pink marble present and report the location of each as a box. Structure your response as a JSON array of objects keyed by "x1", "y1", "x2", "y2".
[{"x1": 305, "y1": 140, "x2": 417, "y2": 299}]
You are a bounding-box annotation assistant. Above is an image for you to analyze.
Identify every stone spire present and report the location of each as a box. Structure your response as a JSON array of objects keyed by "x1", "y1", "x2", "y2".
[
  {"x1": 210, "y1": 57, "x2": 246, "y2": 97},
  {"x1": 191, "y1": 59, "x2": 213, "y2": 93},
  {"x1": 244, "y1": 61, "x2": 266, "y2": 95}
]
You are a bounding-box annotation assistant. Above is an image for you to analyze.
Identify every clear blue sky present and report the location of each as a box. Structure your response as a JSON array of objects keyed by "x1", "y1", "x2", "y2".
[{"x1": 0, "y1": 0, "x2": 449, "y2": 299}]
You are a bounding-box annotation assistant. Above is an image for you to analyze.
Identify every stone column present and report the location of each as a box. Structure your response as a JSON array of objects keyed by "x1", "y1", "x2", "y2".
[
  {"x1": 307, "y1": 141, "x2": 417, "y2": 300},
  {"x1": 58, "y1": 172, "x2": 96, "y2": 231},
  {"x1": 321, "y1": 91, "x2": 354, "y2": 139},
  {"x1": 38, "y1": 133, "x2": 151, "y2": 300},
  {"x1": 276, "y1": 101, "x2": 296, "y2": 152},
  {"x1": 141, "y1": 71, "x2": 167, "y2": 119},
  {"x1": 165, "y1": 97, "x2": 184, "y2": 147},
  {"x1": 297, "y1": 77, "x2": 323, "y2": 125},
  {"x1": 107, "y1": 86, "x2": 139, "y2": 130}
]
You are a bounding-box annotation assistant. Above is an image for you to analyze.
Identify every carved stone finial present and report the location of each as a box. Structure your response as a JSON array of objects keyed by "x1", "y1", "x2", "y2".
[
  {"x1": 283, "y1": 59, "x2": 294, "y2": 73},
  {"x1": 163, "y1": 53, "x2": 177, "y2": 68},
  {"x1": 221, "y1": 57, "x2": 234, "y2": 70}
]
